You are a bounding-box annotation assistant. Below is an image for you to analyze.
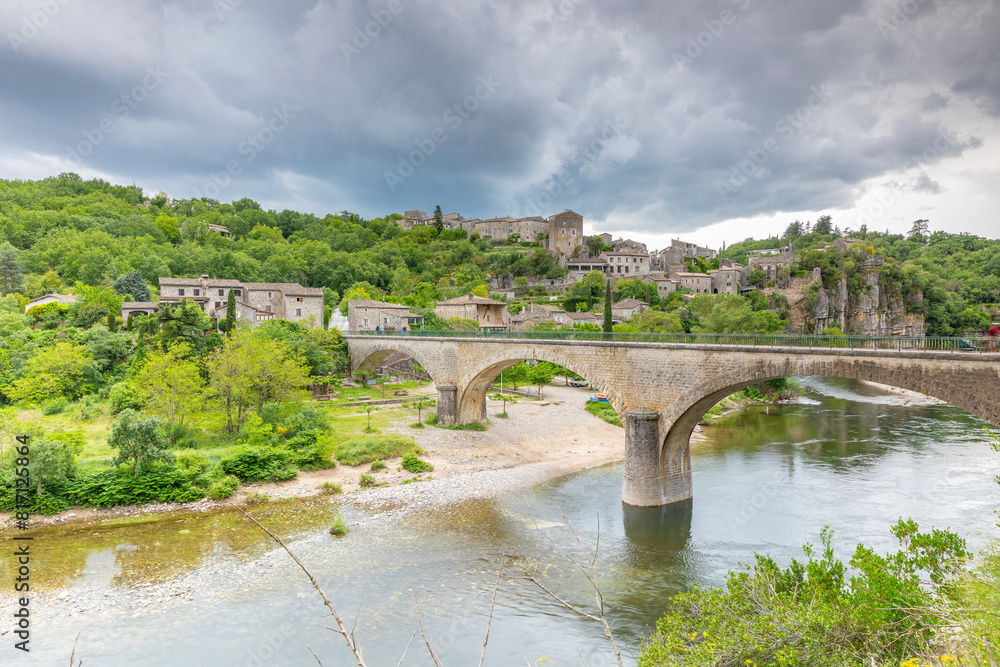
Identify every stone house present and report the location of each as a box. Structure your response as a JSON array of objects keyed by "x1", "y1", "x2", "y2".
[
  {"x1": 671, "y1": 272, "x2": 712, "y2": 294},
  {"x1": 158, "y1": 276, "x2": 324, "y2": 327},
  {"x1": 548, "y1": 209, "x2": 584, "y2": 258},
  {"x1": 601, "y1": 250, "x2": 651, "y2": 276},
  {"x1": 709, "y1": 268, "x2": 741, "y2": 295},
  {"x1": 612, "y1": 298, "x2": 649, "y2": 319},
  {"x1": 564, "y1": 311, "x2": 606, "y2": 327},
  {"x1": 435, "y1": 294, "x2": 509, "y2": 330},
  {"x1": 347, "y1": 299, "x2": 423, "y2": 331},
  {"x1": 641, "y1": 273, "x2": 680, "y2": 300},
  {"x1": 656, "y1": 238, "x2": 717, "y2": 267},
  {"x1": 746, "y1": 242, "x2": 795, "y2": 286}
]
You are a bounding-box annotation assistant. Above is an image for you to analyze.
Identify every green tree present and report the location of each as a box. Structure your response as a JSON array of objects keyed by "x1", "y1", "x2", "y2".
[
  {"x1": 27, "y1": 436, "x2": 81, "y2": 495},
  {"x1": 614, "y1": 310, "x2": 683, "y2": 333},
  {"x1": 813, "y1": 214, "x2": 833, "y2": 235},
  {"x1": 112, "y1": 270, "x2": 152, "y2": 302},
  {"x1": 688, "y1": 294, "x2": 783, "y2": 334},
  {"x1": 108, "y1": 409, "x2": 173, "y2": 477},
  {"x1": 339, "y1": 283, "x2": 377, "y2": 316},
  {"x1": 0, "y1": 242, "x2": 25, "y2": 295},
  {"x1": 207, "y1": 330, "x2": 310, "y2": 431},
  {"x1": 527, "y1": 363, "x2": 555, "y2": 396},
  {"x1": 225, "y1": 288, "x2": 236, "y2": 335},
  {"x1": 7, "y1": 342, "x2": 94, "y2": 403},
  {"x1": 136, "y1": 344, "x2": 205, "y2": 437},
  {"x1": 433, "y1": 205, "x2": 444, "y2": 234},
  {"x1": 156, "y1": 299, "x2": 214, "y2": 350},
  {"x1": 748, "y1": 267, "x2": 766, "y2": 288},
  {"x1": 603, "y1": 280, "x2": 613, "y2": 333}
]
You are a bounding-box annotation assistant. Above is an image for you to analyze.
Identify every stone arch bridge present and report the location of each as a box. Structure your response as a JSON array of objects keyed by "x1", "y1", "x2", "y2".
[{"x1": 345, "y1": 334, "x2": 1000, "y2": 507}]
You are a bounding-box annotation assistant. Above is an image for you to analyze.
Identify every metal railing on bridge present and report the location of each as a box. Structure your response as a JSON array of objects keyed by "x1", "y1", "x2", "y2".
[{"x1": 346, "y1": 329, "x2": 999, "y2": 353}]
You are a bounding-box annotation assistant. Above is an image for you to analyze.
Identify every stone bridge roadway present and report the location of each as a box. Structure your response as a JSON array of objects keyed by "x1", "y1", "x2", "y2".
[{"x1": 345, "y1": 334, "x2": 1000, "y2": 507}]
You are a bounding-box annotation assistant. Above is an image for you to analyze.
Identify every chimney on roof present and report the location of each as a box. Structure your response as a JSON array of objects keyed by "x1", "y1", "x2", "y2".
[{"x1": 468, "y1": 293, "x2": 473, "y2": 300}]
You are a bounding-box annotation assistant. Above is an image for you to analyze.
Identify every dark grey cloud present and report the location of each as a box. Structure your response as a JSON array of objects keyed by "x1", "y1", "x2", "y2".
[{"x1": 0, "y1": 0, "x2": 997, "y2": 235}]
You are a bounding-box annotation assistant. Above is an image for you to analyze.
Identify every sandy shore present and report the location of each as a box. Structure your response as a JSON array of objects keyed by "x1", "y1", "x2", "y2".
[{"x1": 1, "y1": 382, "x2": 631, "y2": 529}]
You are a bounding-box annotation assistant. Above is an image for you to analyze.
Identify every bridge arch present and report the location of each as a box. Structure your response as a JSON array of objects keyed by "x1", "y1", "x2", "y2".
[
  {"x1": 350, "y1": 340, "x2": 441, "y2": 384},
  {"x1": 657, "y1": 355, "x2": 997, "y2": 498},
  {"x1": 455, "y1": 345, "x2": 623, "y2": 424}
]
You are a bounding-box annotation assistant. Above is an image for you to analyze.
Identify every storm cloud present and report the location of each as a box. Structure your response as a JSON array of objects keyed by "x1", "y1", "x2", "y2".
[{"x1": 1, "y1": 0, "x2": 997, "y2": 240}]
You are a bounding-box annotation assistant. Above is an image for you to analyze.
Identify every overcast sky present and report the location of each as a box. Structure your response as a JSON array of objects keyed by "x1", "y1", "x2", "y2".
[{"x1": 1, "y1": 0, "x2": 997, "y2": 250}]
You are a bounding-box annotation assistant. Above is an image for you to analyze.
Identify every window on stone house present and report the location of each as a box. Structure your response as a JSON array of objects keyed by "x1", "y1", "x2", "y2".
[
  {"x1": 363, "y1": 318, "x2": 370, "y2": 327},
  {"x1": 296, "y1": 297, "x2": 302, "y2": 302},
  {"x1": 219, "y1": 290, "x2": 224, "y2": 296},
  {"x1": 267, "y1": 292, "x2": 272, "y2": 297},
  {"x1": 235, "y1": 290, "x2": 241, "y2": 297},
  {"x1": 179, "y1": 288, "x2": 185, "y2": 296},
  {"x1": 266, "y1": 305, "x2": 272, "y2": 312},
  {"x1": 297, "y1": 308, "x2": 302, "y2": 317}
]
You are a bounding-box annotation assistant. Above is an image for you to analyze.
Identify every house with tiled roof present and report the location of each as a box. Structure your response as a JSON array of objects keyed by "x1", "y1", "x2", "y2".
[
  {"x1": 157, "y1": 276, "x2": 324, "y2": 327},
  {"x1": 435, "y1": 294, "x2": 509, "y2": 330},
  {"x1": 347, "y1": 299, "x2": 423, "y2": 332},
  {"x1": 611, "y1": 298, "x2": 649, "y2": 319}
]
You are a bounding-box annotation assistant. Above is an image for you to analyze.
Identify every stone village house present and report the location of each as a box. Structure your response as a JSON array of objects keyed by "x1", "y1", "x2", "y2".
[{"x1": 125, "y1": 276, "x2": 324, "y2": 327}]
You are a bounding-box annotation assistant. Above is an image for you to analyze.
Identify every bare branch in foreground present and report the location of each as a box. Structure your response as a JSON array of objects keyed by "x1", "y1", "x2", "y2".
[
  {"x1": 232, "y1": 505, "x2": 367, "y2": 667},
  {"x1": 69, "y1": 626, "x2": 83, "y2": 667},
  {"x1": 308, "y1": 646, "x2": 325, "y2": 666},
  {"x1": 415, "y1": 598, "x2": 445, "y2": 667},
  {"x1": 478, "y1": 550, "x2": 506, "y2": 667},
  {"x1": 396, "y1": 630, "x2": 417, "y2": 667},
  {"x1": 516, "y1": 498, "x2": 625, "y2": 667}
]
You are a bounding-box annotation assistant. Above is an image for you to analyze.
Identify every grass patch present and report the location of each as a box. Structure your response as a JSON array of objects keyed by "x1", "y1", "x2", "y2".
[
  {"x1": 333, "y1": 434, "x2": 421, "y2": 466},
  {"x1": 319, "y1": 481, "x2": 342, "y2": 495},
  {"x1": 495, "y1": 412, "x2": 508, "y2": 418},
  {"x1": 244, "y1": 491, "x2": 270, "y2": 505},
  {"x1": 585, "y1": 401, "x2": 622, "y2": 427},
  {"x1": 370, "y1": 459, "x2": 386, "y2": 471},
  {"x1": 399, "y1": 474, "x2": 433, "y2": 484},
  {"x1": 358, "y1": 473, "x2": 378, "y2": 488},
  {"x1": 401, "y1": 452, "x2": 433, "y2": 473},
  {"x1": 424, "y1": 413, "x2": 438, "y2": 425},
  {"x1": 409, "y1": 422, "x2": 425, "y2": 428},
  {"x1": 328, "y1": 513, "x2": 348, "y2": 537},
  {"x1": 436, "y1": 421, "x2": 486, "y2": 431}
]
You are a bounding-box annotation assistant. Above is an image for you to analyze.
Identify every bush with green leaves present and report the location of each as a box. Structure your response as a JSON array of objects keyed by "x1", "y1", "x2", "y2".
[
  {"x1": 41, "y1": 397, "x2": 69, "y2": 415},
  {"x1": 359, "y1": 472, "x2": 378, "y2": 488},
  {"x1": 319, "y1": 481, "x2": 342, "y2": 495},
  {"x1": 219, "y1": 445, "x2": 297, "y2": 482},
  {"x1": 639, "y1": 521, "x2": 970, "y2": 666},
  {"x1": 207, "y1": 474, "x2": 239, "y2": 500},
  {"x1": 107, "y1": 381, "x2": 145, "y2": 414},
  {"x1": 57, "y1": 466, "x2": 208, "y2": 507},
  {"x1": 401, "y1": 452, "x2": 433, "y2": 473},
  {"x1": 370, "y1": 459, "x2": 386, "y2": 471}
]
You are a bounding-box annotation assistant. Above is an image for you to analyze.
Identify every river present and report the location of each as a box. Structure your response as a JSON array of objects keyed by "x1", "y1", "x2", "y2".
[{"x1": 2, "y1": 377, "x2": 998, "y2": 666}]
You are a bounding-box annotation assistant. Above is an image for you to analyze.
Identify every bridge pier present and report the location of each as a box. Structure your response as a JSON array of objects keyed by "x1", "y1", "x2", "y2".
[
  {"x1": 622, "y1": 410, "x2": 692, "y2": 507},
  {"x1": 436, "y1": 383, "x2": 458, "y2": 426}
]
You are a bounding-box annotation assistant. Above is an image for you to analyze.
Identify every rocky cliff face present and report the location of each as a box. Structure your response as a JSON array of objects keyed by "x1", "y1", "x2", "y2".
[{"x1": 798, "y1": 258, "x2": 925, "y2": 336}]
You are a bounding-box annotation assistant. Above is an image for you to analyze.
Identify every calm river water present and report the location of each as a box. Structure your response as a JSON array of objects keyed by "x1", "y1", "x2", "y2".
[{"x1": 2, "y1": 377, "x2": 998, "y2": 666}]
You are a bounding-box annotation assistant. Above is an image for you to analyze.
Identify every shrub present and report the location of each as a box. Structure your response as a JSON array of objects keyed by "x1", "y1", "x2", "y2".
[
  {"x1": 319, "y1": 481, "x2": 342, "y2": 495},
  {"x1": 639, "y1": 522, "x2": 971, "y2": 666},
  {"x1": 359, "y1": 473, "x2": 377, "y2": 488},
  {"x1": 401, "y1": 452, "x2": 433, "y2": 473},
  {"x1": 424, "y1": 413, "x2": 438, "y2": 425},
  {"x1": 42, "y1": 397, "x2": 69, "y2": 415},
  {"x1": 370, "y1": 459, "x2": 386, "y2": 471},
  {"x1": 334, "y1": 434, "x2": 421, "y2": 466},
  {"x1": 220, "y1": 446, "x2": 297, "y2": 482},
  {"x1": 208, "y1": 475, "x2": 239, "y2": 500},
  {"x1": 329, "y1": 514, "x2": 348, "y2": 536},
  {"x1": 60, "y1": 466, "x2": 207, "y2": 507},
  {"x1": 107, "y1": 382, "x2": 145, "y2": 414}
]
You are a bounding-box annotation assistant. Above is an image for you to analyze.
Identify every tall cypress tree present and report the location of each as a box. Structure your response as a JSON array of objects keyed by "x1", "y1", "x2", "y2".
[
  {"x1": 225, "y1": 288, "x2": 236, "y2": 335},
  {"x1": 603, "y1": 279, "x2": 613, "y2": 334}
]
